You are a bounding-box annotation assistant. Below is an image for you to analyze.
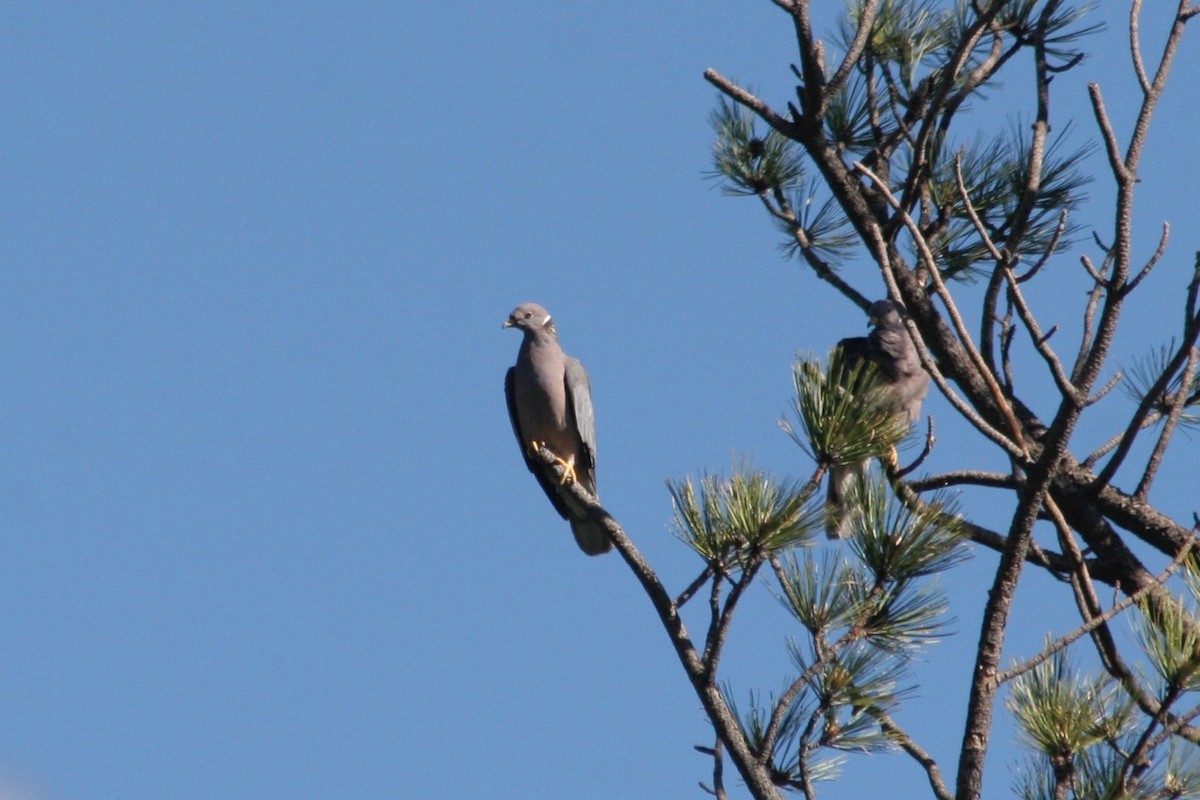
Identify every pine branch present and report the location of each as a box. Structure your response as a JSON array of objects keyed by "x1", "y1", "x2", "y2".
[
  {"x1": 529, "y1": 448, "x2": 785, "y2": 799},
  {"x1": 994, "y1": 537, "x2": 1192, "y2": 687},
  {"x1": 907, "y1": 471, "x2": 1015, "y2": 492},
  {"x1": 1136, "y1": 344, "x2": 1199, "y2": 499},
  {"x1": 873, "y1": 710, "x2": 954, "y2": 800},
  {"x1": 855, "y1": 159, "x2": 1031, "y2": 458},
  {"x1": 677, "y1": 566, "x2": 714, "y2": 609}
]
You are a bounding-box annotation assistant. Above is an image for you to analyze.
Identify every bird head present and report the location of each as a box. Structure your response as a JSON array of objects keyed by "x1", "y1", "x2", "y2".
[
  {"x1": 867, "y1": 299, "x2": 903, "y2": 329},
  {"x1": 503, "y1": 303, "x2": 556, "y2": 336}
]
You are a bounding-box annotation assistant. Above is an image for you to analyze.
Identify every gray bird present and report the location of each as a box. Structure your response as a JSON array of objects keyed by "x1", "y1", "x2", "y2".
[
  {"x1": 826, "y1": 299, "x2": 930, "y2": 539},
  {"x1": 503, "y1": 303, "x2": 611, "y2": 555}
]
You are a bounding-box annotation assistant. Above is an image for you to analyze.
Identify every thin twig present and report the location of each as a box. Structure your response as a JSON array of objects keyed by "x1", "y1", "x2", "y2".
[
  {"x1": 697, "y1": 738, "x2": 729, "y2": 800},
  {"x1": 896, "y1": 417, "x2": 936, "y2": 478},
  {"x1": 823, "y1": 0, "x2": 882, "y2": 112},
  {"x1": 1085, "y1": 371, "x2": 1123, "y2": 407},
  {"x1": 1123, "y1": 222, "x2": 1169, "y2": 294},
  {"x1": 704, "y1": 69, "x2": 795, "y2": 137},
  {"x1": 677, "y1": 566, "x2": 715, "y2": 609},
  {"x1": 1094, "y1": 261, "x2": 1200, "y2": 486},
  {"x1": 953, "y1": 154, "x2": 1005, "y2": 264},
  {"x1": 1000, "y1": 263, "x2": 1085, "y2": 406},
  {"x1": 907, "y1": 470, "x2": 1016, "y2": 492},
  {"x1": 704, "y1": 557, "x2": 765, "y2": 676},
  {"x1": 1016, "y1": 211, "x2": 1068, "y2": 283},
  {"x1": 1136, "y1": 345, "x2": 1199, "y2": 498},
  {"x1": 874, "y1": 710, "x2": 954, "y2": 800},
  {"x1": 762, "y1": 191, "x2": 871, "y2": 308},
  {"x1": 1082, "y1": 411, "x2": 1165, "y2": 468},
  {"x1": 1130, "y1": 0, "x2": 1153, "y2": 94},
  {"x1": 1087, "y1": 84, "x2": 1132, "y2": 184},
  {"x1": 994, "y1": 535, "x2": 1192, "y2": 686},
  {"x1": 891, "y1": 477, "x2": 1076, "y2": 577}
]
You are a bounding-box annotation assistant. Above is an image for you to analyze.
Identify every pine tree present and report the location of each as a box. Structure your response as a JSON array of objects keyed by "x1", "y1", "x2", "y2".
[{"x1": 547, "y1": 2, "x2": 1200, "y2": 797}]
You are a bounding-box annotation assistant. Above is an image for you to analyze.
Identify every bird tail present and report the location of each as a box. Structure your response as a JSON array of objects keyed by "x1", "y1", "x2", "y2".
[
  {"x1": 825, "y1": 459, "x2": 868, "y2": 539},
  {"x1": 570, "y1": 517, "x2": 613, "y2": 556}
]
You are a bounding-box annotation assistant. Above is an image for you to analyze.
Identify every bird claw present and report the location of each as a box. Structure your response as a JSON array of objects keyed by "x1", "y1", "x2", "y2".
[
  {"x1": 528, "y1": 441, "x2": 577, "y2": 485},
  {"x1": 556, "y1": 457, "x2": 578, "y2": 485}
]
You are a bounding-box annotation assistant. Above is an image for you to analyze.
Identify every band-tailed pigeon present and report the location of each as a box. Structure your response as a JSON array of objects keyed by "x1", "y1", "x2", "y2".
[
  {"x1": 826, "y1": 299, "x2": 930, "y2": 539},
  {"x1": 503, "y1": 303, "x2": 611, "y2": 555}
]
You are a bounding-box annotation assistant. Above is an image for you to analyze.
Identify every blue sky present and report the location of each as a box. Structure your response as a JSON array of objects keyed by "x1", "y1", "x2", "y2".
[{"x1": 1, "y1": 3, "x2": 1197, "y2": 799}]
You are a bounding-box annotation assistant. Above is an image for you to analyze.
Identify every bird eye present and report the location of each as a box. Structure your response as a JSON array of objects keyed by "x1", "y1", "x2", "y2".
[{"x1": 522, "y1": 311, "x2": 533, "y2": 319}]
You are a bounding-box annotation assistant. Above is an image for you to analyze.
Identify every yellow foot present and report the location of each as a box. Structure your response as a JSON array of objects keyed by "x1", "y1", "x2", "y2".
[
  {"x1": 556, "y1": 457, "x2": 578, "y2": 485},
  {"x1": 884, "y1": 445, "x2": 899, "y2": 471},
  {"x1": 528, "y1": 441, "x2": 577, "y2": 485}
]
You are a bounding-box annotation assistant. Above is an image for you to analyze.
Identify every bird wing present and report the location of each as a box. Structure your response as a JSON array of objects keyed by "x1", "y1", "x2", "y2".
[
  {"x1": 564, "y1": 357, "x2": 597, "y2": 496},
  {"x1": 835, "y1": 335, "x2": 871, "y2": 370}
]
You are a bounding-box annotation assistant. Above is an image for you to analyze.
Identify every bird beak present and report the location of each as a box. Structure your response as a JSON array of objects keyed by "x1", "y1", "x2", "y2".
[{"x1": 502, "y1": 319, "x2": 514, "y2": 329}]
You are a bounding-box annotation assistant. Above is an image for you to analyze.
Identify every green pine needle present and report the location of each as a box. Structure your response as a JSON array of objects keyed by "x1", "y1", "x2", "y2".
[
  {"x1": 708, "y1": 96, "x2": 805, "y2": 197},
  {"x1": 783, "y1": 351, "x2": 912, "y2": 467},
  {"x1": 1007, "y1": 648, "x2": 1119, "y2": 758},
  {"x1": 667, "y1": 466, "x2": 823, "y2": 561},
  {"x1": 858, "y1": 579, "x2": 953, "y2": 651},
  {"x1": 929, "y1": 122, "x2": 1094, "y2": 279},
  {"x1": 1133, "y1": 591, "x2": 1200, "y2": 693},
  {"x1": 846, "y1": 477, "x2": 969, "y2": 582},
  {"x1": 773, "y1": 551, "x2": 863, "y2": 636},
  {"x1": 840, "y1": 0, "x2": 947, "y2": 88}
]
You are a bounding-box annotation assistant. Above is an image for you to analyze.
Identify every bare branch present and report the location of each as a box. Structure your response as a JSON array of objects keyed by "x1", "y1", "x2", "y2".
[
  {"x1": 1135, "y1": 344, "x2": 1199, "y2": 498},
  {"x1": 907, "y1": 471, "x2": 1016, "y2": 492},
  {"x1": 529, "y1": 448, "x2": 785, "y2": 799},
  {"x1": 823, "y1": 0, "x2": 882, "y2": 110},
  {"x1": 953, "y1": 153, "x2": 1006, "y2": 264},
  {"x1": 1125, "y1": 0, "x2": 1192, "y2": 174},
  {"x1": 891, "y1": 477, "x2": 1075, "y2": 577},
  {"x1": 704, "y1": 69, "x2": 796, "y2": 138},
  {"x1": 895, "y1": 417, "x2": 936, "y2": 478},
  {"x1": 704, "y1": 557, "x2": 764, "y2": 676},
  {"x1": 1123, "y1": 222, "x2": 1169, "y2": 294},
  {"x1": 994, "y1": 534, "x2": 1192, "y2": 686},
  {"x1": 676, "y1": 566, "x2": 715, "y2": 609},
  {"x1": 1087, "y1": 84, "x2": 1132, "y2": 184},
  {"x1": 1082, "y1": 410, "x2": 1163, "y2": 468},
  {"x1": 761, "y1": 190, "x2": 871, "y2": 308},
  {"x1": 1079, "y1": 254, "x2": 1109, "y2": 287},
  {"x1": 697, "y1": 738, "x2": 729, "y2": 800},
  {"x1": 874, "y1": 711, "x2": 954, "y2": 800},
  {"x1": 1130, "y1": 0, "x2": 1153, "y2": 94},
  {"x1": 1015, "y1": 211, "x2": 1069, "y2": 284},
  {"x1": 1000, "y1": 263, "x2": 1085, "y2": 406},
  {"x1": 1085, "y1": 370, "x2": 1123, "y2": 407},
  {"x1": 1094, "y1": 263, "x2": 1200, "y2": 486}
]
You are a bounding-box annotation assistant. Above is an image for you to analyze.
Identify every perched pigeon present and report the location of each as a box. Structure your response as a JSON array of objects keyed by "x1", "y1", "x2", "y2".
[
  {"x1": 826, "y1": 299, "x2": 930, "y2": 539},
  {"x1": 503, "y1": 303, "x2": 611, "y2": 555}
]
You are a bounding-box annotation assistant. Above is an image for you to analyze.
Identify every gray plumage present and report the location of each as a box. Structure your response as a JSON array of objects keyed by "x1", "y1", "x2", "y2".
[
  {"x1": 826, "y1": 299, "x2": 930, "y2": 539},
  {"x1": 503, "y1": 303, "x2": 611, "y2": 555}
]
